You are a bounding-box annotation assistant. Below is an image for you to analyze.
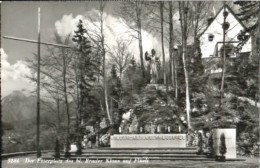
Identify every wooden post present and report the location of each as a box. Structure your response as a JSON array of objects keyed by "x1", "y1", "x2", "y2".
[
  {"x1": 220, "y1": 4, "x2": 227, "y2": 107},
  {"x1": 36, "y1": 7, "x2": 41, "y2": 158}
]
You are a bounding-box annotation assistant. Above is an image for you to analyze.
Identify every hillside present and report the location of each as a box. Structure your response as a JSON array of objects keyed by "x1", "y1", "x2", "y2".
[
  {"x1": 1, "y1": 90, "x2": 65, "y2": 153},
  {"x1": 2, "y1": 90, "x2": 37, "y2": 123}
]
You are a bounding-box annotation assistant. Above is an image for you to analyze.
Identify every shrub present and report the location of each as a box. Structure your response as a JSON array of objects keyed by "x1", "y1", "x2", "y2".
[
  {"x1": 220, "y1": 133, "x2": 227, "y2": 157},
  {"x1": 100, "y1": 134, "x2": 110, "y2": 147},
  {"x1": 76, "y1": 138, "x2": 82, "y2": 155},
  {"x1": 54, "y1": 139, "x2": 60, "y2": 159},
  {"x1": 197, "y1": 133, "x2": 203, "y2": 154}
]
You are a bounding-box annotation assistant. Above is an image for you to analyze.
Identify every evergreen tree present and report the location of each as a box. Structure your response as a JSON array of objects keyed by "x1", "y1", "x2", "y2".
[
  {"x1": 72, "y1": 19, "x2": 98, "y2": 117},
  {"x1": 220, "y1": 133, "x2": 227, "y2": 157},
  {"x1": 234, "y1": 1, "x2": 259, "y2": 52},
  {"x1": 208, "y1": 133, "x2": 214, "y2": 157},
  {"x1": 234, "y1": 1, "x2": 259, "y2": 32},
  {"x1": 197, "y1": 132, "x2": 203, "y2": 154},
  {"x1": 72, "y1": 19, "x2": 98, "y2": 154}
]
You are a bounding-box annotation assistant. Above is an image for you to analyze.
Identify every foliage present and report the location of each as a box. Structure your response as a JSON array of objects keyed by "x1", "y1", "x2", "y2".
[
  {"x1": 71, "y1": 19, "x2": 103, "y2": 152},
  {"x1": 234, "y1": 1, "x2": 259, "y2": 31},
  {"x1": 108, "y1": 40, "x2": 131, "y2": 79},
  {"x1": 100, "y1": 134, "x2": 110, "y2": 147},
  {"x1": 122, "y1": 85, "x2": 188, "y2": 133},
  {"x1": 226, "y1": 56, "x2": 258, "y2": 100},
  {"x1": 234, "y1": 1, "x2": 259, "y2": 53},
  {"x1": 72, "y1": 19, "x2": 99, "y2": 119},
  {"x1": 76, "y1": 139, "x2": 82, "y2": 155}
]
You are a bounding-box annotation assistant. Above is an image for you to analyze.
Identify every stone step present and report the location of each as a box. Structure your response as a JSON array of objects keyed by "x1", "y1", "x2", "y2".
[
  {"x1": 80, "y1": 150, "x2": 198, "y2": 154},
  {"x1": 68, "y1": 153, "x2": 206, "y2": 158},
  {"x1": 100, "y1": 147, "x2": 197, "y2": 150},
  {"x1": 43, "y1": 156, "x2": 214, "y2": 161},
  {"x1": 83, "y1": 156, "x2": 212, "y2": 161}
]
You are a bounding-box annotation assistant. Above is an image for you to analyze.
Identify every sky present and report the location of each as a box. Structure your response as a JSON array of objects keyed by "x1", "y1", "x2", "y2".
[
  {"x1": 1, "y1": 1, "x2": 163, "y2": 97},
  {"x1": 1, "y1": 1, "x2": 233, "y2": 97}
]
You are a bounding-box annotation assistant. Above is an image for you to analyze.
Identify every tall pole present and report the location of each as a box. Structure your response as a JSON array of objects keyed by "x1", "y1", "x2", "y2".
[
  {"x1": 160, "y1": 2, "x2": 166, "y2": 85},
  {"x1": 220, "y1": 5, "x2": 227, "y2": 107},
  {"x1": 36, "y1": 7, "x2": 41, "y2": 158},
  {"x1": 257, "y1": 3, "x2": 260, "y2": 147}
]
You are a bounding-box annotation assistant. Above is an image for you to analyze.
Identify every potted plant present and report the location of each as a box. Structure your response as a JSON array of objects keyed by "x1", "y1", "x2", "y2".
[
  {"x1": 197, "y1": 133, "x2": 204, "y2": 155},
  {"x1": 217, "y1": 133, "x2": 227, "y2": 161}
]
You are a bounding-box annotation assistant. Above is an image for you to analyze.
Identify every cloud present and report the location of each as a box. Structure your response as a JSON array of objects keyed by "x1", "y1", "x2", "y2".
[
  {"x1": 54, "y1": 14, "x2": 84, "y2": 42},
  {"x1": 1, "y1": 48, "x2": 34, "y2": 97},
  {"x1": 54, "y1": 10, "x2": 164, "y2": 63}
]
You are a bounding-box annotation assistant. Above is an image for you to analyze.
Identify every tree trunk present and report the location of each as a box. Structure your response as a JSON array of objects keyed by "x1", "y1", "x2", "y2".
[
  {"x1": 100, "y1": 2, "x2": 113, "y2": 125},
  {"x1": 62, "y1": 49, "x2": 70, "y2": 135},
  {"x1": 256, "y1": 3, "x2": 260, "y2": 111},
  {"x1": 179, "y1": 2, "x2": 191, "y2": 130},
  {"x1": 160, "y1": 2, "x2": 166, "y2": 85},
  {"x1": 119, "y1": 69, "x2": 122, "y2": 80},
  {"x1": 73, "y1": 53, "x2": 80, "y2": 134},
  {"x1": 55, "y1": 97, "x2": 61, "y2": 158},
  {"x1": 173, "y1": 51, "x2": 178, "y2": 99},
  {"x1": 169, "y1": 1, "x2": 178, "y2": 99},
  {"x1": 182, "y1": 41, "x2": 191, "y2": 130},
  {"x1": 62, "y1": 49, "x2": 70, "y2": 155},
  {"x1": 169, "y1": 3, "x2": 174, "y2": 87},
  {"x1": 56, "y1": 97, "x2": 60, "y2": 140},
  {"x1": 136, "y1": 1, "x2": 145, "y2": 78}
]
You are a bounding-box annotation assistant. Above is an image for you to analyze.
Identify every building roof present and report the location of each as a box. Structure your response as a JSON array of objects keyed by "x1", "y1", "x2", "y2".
[{"x1": 199, "y1": 4, "x2": 247, "y2": 38}]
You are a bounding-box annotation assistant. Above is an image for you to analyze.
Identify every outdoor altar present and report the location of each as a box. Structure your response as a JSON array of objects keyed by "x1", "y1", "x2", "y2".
[{"x1": 110, "y1": 134, "x2": 186, "y2": 148}]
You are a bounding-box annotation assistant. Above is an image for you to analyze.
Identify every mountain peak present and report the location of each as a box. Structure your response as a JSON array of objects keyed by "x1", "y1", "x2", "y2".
[
  {"x1": 2, "y1": 90, "x2": 35, "y2": 123},
  {"x1": 9, "y1": 90, "x2": 27, "y2": 98}
]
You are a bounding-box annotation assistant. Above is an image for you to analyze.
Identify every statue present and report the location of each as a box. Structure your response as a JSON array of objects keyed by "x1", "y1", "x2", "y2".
[{"x1": 145, "y1": 49, "x2": 159, "y2": 84}]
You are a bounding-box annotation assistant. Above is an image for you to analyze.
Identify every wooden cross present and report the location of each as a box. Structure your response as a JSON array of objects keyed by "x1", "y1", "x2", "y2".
[{"x1": 3, "y1": 8, "x2": 71, "y2": 158}]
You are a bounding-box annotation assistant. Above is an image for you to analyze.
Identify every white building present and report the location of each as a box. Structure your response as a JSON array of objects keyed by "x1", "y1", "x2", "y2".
[{"x1": 199, "y1": 5, "x2": 251, "y2": 73}]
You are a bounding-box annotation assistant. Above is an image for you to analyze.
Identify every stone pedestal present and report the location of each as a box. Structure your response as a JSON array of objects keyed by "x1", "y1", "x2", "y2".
[
  {"x1": 111, "y1": 134, "x2": 186, "y2": 148},
  {"x1": 213, "y1": 128, "x2": 236, "y2": 158}
]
